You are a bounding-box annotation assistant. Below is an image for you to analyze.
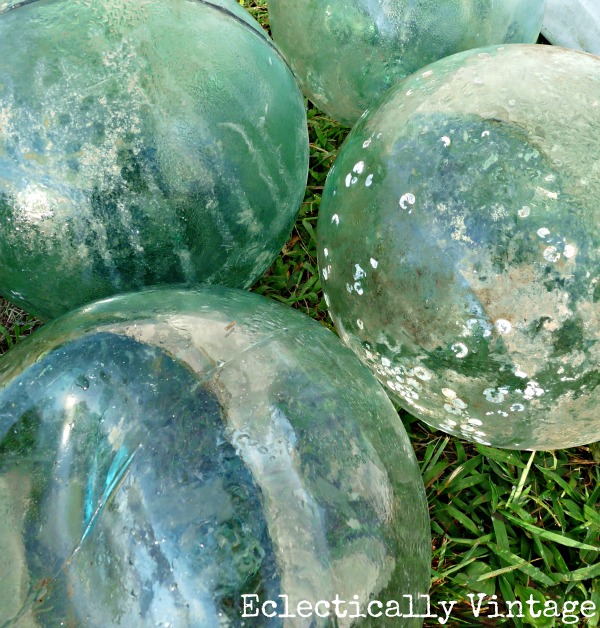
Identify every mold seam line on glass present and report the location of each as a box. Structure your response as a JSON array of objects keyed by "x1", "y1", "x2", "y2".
[
  {"x1": 3, "y1": 445, "x2": 142, "y2": 627},
  {"x1": 0, "y1": 326, "x2": 292, "y2": 393},
  {"x1": 0, "y1": 0, "x2": 294, "y2": 76},
  {"x1": 120, "y1": 326, "x2": 292, "y2": 393},
  {"x1": 1, "y1": 326, "x2": 291, "y2": 624}
]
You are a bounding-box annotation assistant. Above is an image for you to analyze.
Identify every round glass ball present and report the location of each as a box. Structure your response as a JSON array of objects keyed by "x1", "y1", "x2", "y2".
[
  {"x1": 0, "y1": 0, "x2": 309, "y2": 320},
  {"x1": 542, "y1": 0, "x2": 600, "y2": 54},
  {"x1": 268, "y1": 0, "x2": 546, "y2": 126},
  {"x1": 318, "y1": 45, "x2": 600, "y2": 450},
  {"x1": 0, "y1": 286, "x2": 431, "y2": 625}
]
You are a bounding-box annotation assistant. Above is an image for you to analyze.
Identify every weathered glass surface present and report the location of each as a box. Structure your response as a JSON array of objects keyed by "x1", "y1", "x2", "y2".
[
  {"x1": 0, "y1": 0, "x2": 309, "y2": 320},
  {"x1": 268, "y1": 0, "x2": 546, "y2": 126},
  {"x1": 317, "y1": 45, "x2": 600, "y2": 450},
  {"x1": 0, "y1": 286, "x2": 431, "y2": 626},
  {"x1": 542, "y1": 0, "x2": 600, "y2": 54}
]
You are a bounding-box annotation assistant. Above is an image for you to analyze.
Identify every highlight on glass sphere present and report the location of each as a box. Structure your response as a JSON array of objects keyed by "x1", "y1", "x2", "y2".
[
  {"x1": 0, "y1": 0, "x2": 309, "y2": 320},
  {"x1": 0, "y1": 286, "x2": 431, "y2": 626},
  {"x1": 317, "y1": 44, "x2": 600, "y2": 451},
  {"x1": 268, "y1": 0, "x2": 547, "y2": 126}
]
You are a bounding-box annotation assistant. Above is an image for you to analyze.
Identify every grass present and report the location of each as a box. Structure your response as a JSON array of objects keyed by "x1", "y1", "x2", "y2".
[
  {"x1": 1, "y1": 2, "x2": 599, "y2": 626},
  {"x1": 0, "y1": 300, "x2": 39, "y2": 354}
]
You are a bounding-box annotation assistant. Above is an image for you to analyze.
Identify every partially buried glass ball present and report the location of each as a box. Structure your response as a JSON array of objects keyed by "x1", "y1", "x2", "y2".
[
  {"x1": 268, "y1": 0, "x2": 546, "y2": 126},
  {"x1": 318, "y1": 45, "x2": 600, "y2": 450},
  {"x1": 0, "y1": 0, "x2": 309, "y2": 320},
  {"x1": 0, "y1": 286, "x2": 430, "y2": 626}
]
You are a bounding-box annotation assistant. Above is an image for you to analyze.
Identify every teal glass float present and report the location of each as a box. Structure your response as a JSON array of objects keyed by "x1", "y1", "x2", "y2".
[
  {"x1": 0, "y1": 286, "x2": 431, "y2": 626},
  {"x1": 317, "y1": 45, "x2": 600, "y2": 450},
  {"x1": 0, "y1": 0, "x2": 309, "y2": 320},
  {"x1": 268, "y1": 0, "x2": 546, "y2": 126}
]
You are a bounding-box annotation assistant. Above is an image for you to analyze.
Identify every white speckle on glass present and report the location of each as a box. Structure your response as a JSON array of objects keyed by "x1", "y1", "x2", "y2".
[
  {"x1": 370, "y1": 258, "x2": 378, "y2": 269},
  {"x1": 483, "y1": 387, "x2": 508, "y2": 403},
  {"x1": 543, "y1": 246, "x2": 560, "y2": 263},
  {"x1": 444, "y1": 403, "x2": 462, "y2": 416},
  {"x1": 399, "y1": 193, "x2": 416, "y2": 210},
  {"x1": 354, "y1": 264, "x2": 366, "y2": 280},
  {"x1": 523, "y1": 381, "x2": 544, "y2": 400},
  {"x1": 451, "y1": 342, "x2": 468, "y2": 359},
  {"x1": 495, "y1": 319, "x2": 512, "y2": 334},
  {"x1": 452, "y1": 398, "x2": 468, "y2": 410},
  {"x1": 541, "y1": 189, "x2": 558, "y2": 200},
  {"x1": 537, "y1": 227, "x2": 550, "y2": 238},
  {"x1": 412, "y1": 366, "x2": 432, "y2": 381}
]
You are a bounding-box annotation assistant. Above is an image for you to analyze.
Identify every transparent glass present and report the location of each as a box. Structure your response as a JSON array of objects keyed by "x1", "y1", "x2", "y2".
[
  {"x1": 0, "y1": 286, "x2": 431, "y2": 626},
  {"x1": 269, "y1": 0, "x2": 546, "y2": 126},
  {"x1": 318, "y1": 45, "x2": 600, "y2": 450},
  {"x1": 0, "y1": 0, "x2": 309, "y2": 320},
  {"x1": 542, "y1": 0, "x2": 600, "y2": 54}
]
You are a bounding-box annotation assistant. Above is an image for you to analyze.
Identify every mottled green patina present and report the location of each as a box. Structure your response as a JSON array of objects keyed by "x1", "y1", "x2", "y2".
[
  {"x1": 318, "y1": 45, "x2": 600, "y2": 450},
  {"x1": 0, "y1": 0, "x2": 308, "y2": 319}
]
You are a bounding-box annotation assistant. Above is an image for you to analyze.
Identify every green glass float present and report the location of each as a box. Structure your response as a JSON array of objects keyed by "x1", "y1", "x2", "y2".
[
  {"x1": 268, "y1": 0, "x2": 546, "y2": 126},
  {"x1": 0, "y1": 0, "x2": 309, "y2": 320},
  {"x1": 0, "y1": 286, "x2": 431, "y2": 626},
  {"x1": 317, "y1": 44, "x2": 600, "y2": 450}
]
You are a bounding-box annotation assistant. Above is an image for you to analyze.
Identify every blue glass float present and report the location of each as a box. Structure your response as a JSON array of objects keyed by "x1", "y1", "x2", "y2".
[
  {"x1": 0, "y1": 0, "x2": 309, "y2": 320},
  {"x1": 318, "y1": 44, "x2": 600, "y2": 450},
  {"x1": 268, "y1": 0, "x2": 546, "y2": 126},
  {"x1": 0, "y1": 286, "x2": 431, "y2": 625}
]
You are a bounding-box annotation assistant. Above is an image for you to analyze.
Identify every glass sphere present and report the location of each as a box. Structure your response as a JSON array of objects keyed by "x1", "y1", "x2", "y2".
[
  {"x1": 542, "y1": 0, "x2": 600, "y2": 54},
  {"x1": 317, "y1": 45, "x2": 600, "y2": 450},
  {"x1": 0, "y1": 287, "x2": 431, "y2": 625},
  {"x1": 268, "y1": 0, "x2": 546, "y2": 126},
  {"x1": 0, "y1": 0, "x2": 309, "y2": 320}
]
